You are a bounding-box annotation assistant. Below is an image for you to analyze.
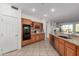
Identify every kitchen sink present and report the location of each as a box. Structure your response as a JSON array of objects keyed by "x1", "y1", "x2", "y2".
[{"x1": 59, "y1": 35, "x2": 71, "y2": 39}]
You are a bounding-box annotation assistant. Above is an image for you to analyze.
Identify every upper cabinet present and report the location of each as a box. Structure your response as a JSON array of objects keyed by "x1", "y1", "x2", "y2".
[
  {"x1": 22, "y1": 18, "x2": 32, "y2": 25},
  {"x1": 32, "y1": 22, "x2": 43, "y2": 30},
  {"x1": 22, "y1": 18, "x2": 43, "y2": 30}
]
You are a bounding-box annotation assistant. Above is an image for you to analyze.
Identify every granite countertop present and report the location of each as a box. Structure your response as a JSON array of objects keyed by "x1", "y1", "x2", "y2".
[{"x1": 54, "y1": 34, "x2": 79, "y2": 46}]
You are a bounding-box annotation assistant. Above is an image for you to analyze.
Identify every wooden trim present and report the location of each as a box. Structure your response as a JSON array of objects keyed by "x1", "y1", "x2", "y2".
[
  {"x1": 21, "y1": 19, "x2": 23, "y2": 47},
  {"x1": 22, "y1": 39, "x2": 44, "y2": 47}
]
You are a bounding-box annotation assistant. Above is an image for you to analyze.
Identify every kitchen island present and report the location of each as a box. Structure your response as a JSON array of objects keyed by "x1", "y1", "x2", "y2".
[{"x1": 49, "y1": 34, "x2": 79, "y2": 56}]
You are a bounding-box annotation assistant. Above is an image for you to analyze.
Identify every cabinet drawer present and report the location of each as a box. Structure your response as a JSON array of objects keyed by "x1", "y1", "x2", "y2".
[{"x1": 65, "y1": 42, "x2": 76, "y2": 50}]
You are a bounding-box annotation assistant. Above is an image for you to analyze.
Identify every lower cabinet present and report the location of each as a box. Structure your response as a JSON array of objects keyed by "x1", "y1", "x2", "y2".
[
  {"x1": 54, "y1": 37, "x2": 59, "y2": 51},
  {"x1": 36, "y1": 34, "x2": 40, "y2": 41},
  {"x1": 39, "y1": 34, "x2": 42, "y2": 40},
  {"x1": 59, "y1": 39, "x2": 65, "y2": 56},
  {"x1": 22, "y1": 39, "x2": 31, "y2": 46},
  {"x1": 31, "y1": 35, "x2": 36, "y2": 43},
  {"x1": 36, "y1": 33, "x2": 45, "y2": 41},
  {"x1": 59, "y1": 43, "x2": 65, "y2": 55},
  {"x1": 52, "y1": 35, "x2": 77, "y2": 56},
  {"x1": 65, "y1": 42, "x2": 76, "y2": 56},
  {"x1": 41, "y1": 33, "x2": 45, "y2": 40},
  {"x1": 22, "y1": 33, "x2": 45, "y2": 46},
  {"x1": 65, "y1": 47, "x2": 76, "y2": 56},
  {"x1": 54, "y1": 37, "x2": 65, "y2": 56},
  {"x1": 77, "y1": 46, "x2": 79, "y2": 56}
]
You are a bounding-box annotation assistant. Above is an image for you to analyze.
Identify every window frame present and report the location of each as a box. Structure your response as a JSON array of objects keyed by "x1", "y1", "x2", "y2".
[
  {"x1": 61, "y1": 24, "x2": 73, "y2": 34},
  {"x1": 75, "y1": 23, "x2": 79, "y2": 33}
]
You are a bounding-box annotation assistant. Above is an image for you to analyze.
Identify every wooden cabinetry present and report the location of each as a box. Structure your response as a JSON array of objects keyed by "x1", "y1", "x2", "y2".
[
  {"x1": 22, "y1": 33, "x2": 45, "y2": 46},
  {"x1": 59, "y1": 39, "x2": 65, "y2": 56},
  {"x1": 54, "y1": 37, "x2": 59, "y2": 51},
  {"x1": 36, "y1": 33, "x2": 45, "y2": 41},
  {"x1": 36, "y1": 34, "x2": 40, "y2": 41},
  {"x1": 77, "y1": 46, "x2": 79, "y2": 56},
  {"x1": 32, "y1": 22, "x2": 43, "y2": 30},
  {"x1": 65, "y1": 47, "x2": 76, "y2": 56},
  {"x1": 22, "y1": 39, "x2": 31, "y2": 46},
  {"x1": 22, "y1": 18, "x2": 32, "y2": 25},
  {"x1": 65, "y1": 42, "x2": 76, "y2": 56},
  {"x1": 49, "y1": 35, "x2": 78, "y2": 56},
  {"x1": 40, "y1": 23, "x2": 43, "y2": 30},
  {"x1": 49, "y1": 34, "x2": 54, "y2": 45},
  {"x1": 49, "y1": 34, "x2": 54, "y2": 41},
  {"x1": 31, "y1": 35, "x2": 36, "y2": 43},
  {"x1": 22, "y1": 18, "x2": 44, "y2": 46},
  {"x1": 54, "y1": 37, "x2": 65, "y2": 56},
  {"x1": 40, "y1": 33, "x2": 45, "y2": 40}
]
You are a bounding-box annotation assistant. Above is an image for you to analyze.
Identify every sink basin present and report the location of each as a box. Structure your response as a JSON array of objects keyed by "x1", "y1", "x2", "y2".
[{"x1": 59, "y1": 35, "x2": 71, "y2": 39}]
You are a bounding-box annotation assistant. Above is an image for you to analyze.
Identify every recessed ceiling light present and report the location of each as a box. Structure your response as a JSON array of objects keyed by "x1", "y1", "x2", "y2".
[
  {"x1": 32, "y1": 8, "x2": 36, "y2": 12},
  {"x1": 43, "y1": 14, "x2": 47, "y2": 17},
  {"x1": 51, "y1": 8, "x2": 55, "y2": 12}
]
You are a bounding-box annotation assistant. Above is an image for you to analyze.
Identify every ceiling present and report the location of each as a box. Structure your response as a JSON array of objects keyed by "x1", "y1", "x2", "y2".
[{"x1": 11, "y1": 3, "x2": 79, "y2": 23}]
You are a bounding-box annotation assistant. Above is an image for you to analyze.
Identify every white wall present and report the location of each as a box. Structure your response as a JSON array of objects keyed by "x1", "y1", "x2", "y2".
[
  {"x1": 43, "y1": 19, "x2": 57, "y2": 39},
  {"x1": 47, "y1": 20, "x2": 57, "y2": 35},
  {"x1": 46, "y1": 21, "x2": 51, "y2": 38},
  {"x1": 50, "y1": 22, "x2": 56, "y2": 34},
  {"x1": 0, "y1": 3, "x2": 21, "y2": 53}
]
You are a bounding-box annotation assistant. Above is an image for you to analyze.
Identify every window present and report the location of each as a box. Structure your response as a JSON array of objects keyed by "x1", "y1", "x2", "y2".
[
  {"x1": 75, "y1": 24, "x2": 79, "y2": 33},
  {"x1": 61, "y1": 24, "x2": 73, "y2": 34}
]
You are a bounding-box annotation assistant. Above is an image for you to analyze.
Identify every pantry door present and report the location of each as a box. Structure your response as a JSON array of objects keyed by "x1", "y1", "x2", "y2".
[{"x1": 0, "y1": 14, "x2": 19, "y2": 53}]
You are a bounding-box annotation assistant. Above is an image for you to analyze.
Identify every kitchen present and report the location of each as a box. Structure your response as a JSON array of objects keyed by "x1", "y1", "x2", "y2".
[
  {"x1": 22, "y1": 18, "x2": 45, "y2": 46},
  {"x1": 0, "y1": 3, "x2": 79, "y2": 56}
]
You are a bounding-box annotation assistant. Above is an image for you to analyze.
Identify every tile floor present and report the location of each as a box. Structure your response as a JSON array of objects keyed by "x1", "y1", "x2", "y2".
[{"x1": 3, "y1": 40, "x2": 59, "y2": 56}]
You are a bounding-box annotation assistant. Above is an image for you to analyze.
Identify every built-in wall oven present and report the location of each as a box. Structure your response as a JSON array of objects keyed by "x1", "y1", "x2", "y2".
[{"x1": 23, "y1": 24, "x2": 31, "y2": 40}]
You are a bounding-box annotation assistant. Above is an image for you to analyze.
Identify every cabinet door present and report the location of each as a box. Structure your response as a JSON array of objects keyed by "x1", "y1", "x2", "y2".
[
  {"x1": 65, "y1": 42, "x2": 76, "y2": 56},
  {"x1": 31, "y1": 35, "x2": 36, "y2": 42},
  {"x1": 41, "y1": 23, "x2": 43, "y2": 30},
  {"x1": 0, "y1": 15, "x2": 18, "y2": 53},
  {"x1": 40, "y1": 34, "x2": 43, "y2": 40},
  {"x1": 39, "y1": 34, "x2": 44, "y2": 40},
  {"x1": 59, "y1": 43, "x2": 65, "y2": 55},
  {"x1": 65, "y1": 47, "x2": 76, "y2": 56},
  {"x1": 36, "y1": 35, "x2": 40, "y2": 41},
  {"x1": 77, "y1": 47, "x2": 79, "y2": 56},
  {"x1": 54, "y1": 37, "x2": 59, "y2": 50}
]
